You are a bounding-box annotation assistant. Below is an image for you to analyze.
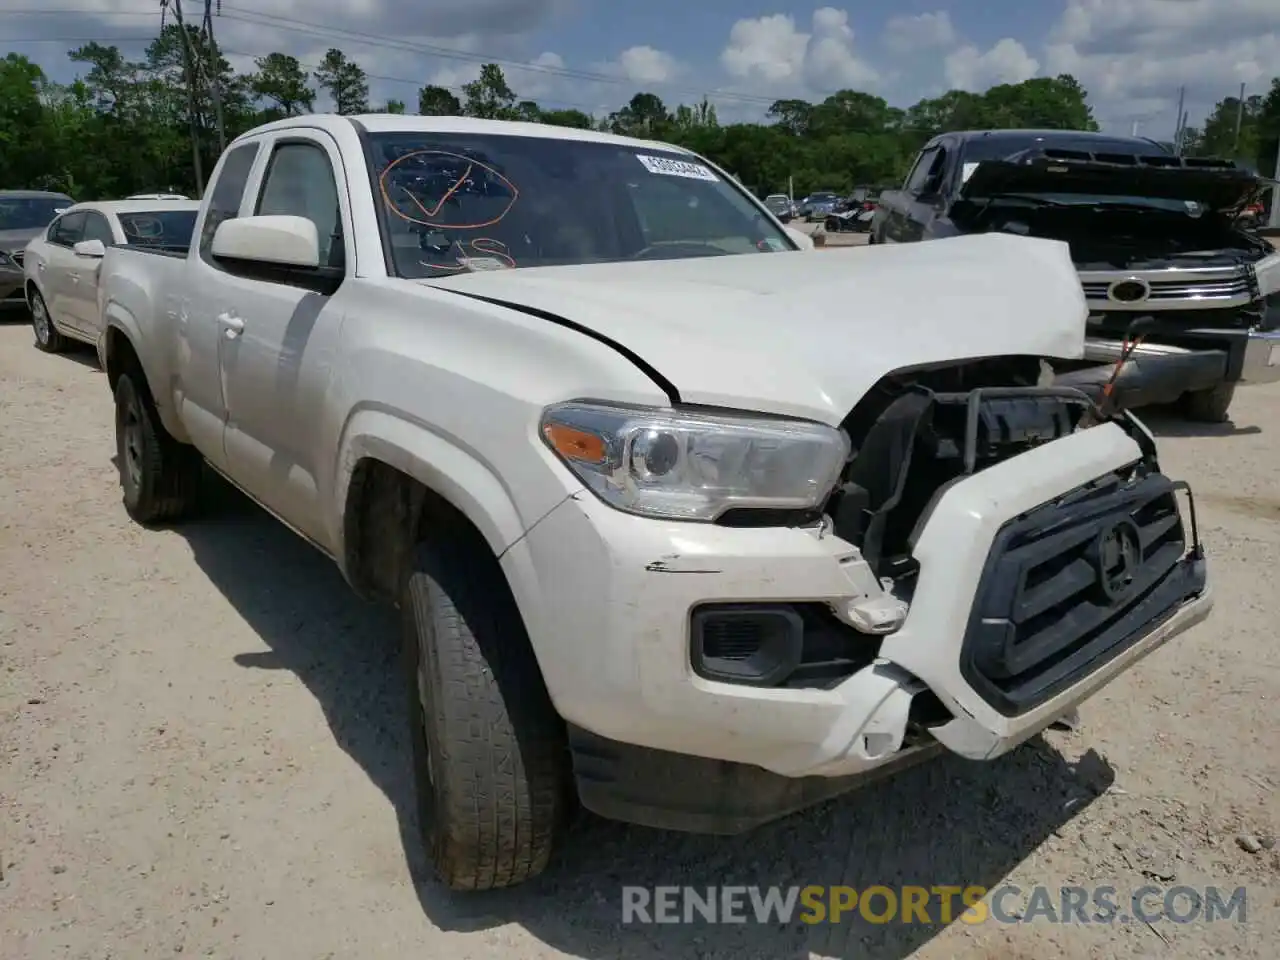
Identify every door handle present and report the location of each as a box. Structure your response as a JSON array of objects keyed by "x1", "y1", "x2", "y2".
[{"x1": 217, "y1": 312, "x2": 245, "y2": 339}]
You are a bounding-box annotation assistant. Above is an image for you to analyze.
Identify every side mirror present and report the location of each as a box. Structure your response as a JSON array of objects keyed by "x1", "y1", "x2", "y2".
[
  {"x1": 784, "y1": 226, "x2": 815, "y2": 251},
  {"x1": 73, "y1": 239, "x2": 106, "y2": 258},
  {"x1": 211, "y1": 215, "x2": 320, "y2": 269}
]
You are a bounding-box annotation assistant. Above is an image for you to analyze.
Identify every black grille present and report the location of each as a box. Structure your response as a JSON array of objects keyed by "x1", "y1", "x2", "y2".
[{"x1": 960, "y1": 468, "x2": 1205, "y2": 716}]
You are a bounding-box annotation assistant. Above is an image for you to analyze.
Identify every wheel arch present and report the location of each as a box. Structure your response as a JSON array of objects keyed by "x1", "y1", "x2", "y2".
[{"x1": 335, "y1": 407, "x2": 533, "y2": 607}]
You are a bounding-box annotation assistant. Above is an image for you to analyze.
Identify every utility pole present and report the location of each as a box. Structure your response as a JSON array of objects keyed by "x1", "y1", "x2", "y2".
[
  {"x1": 201, "y1": 0, "x2": 226, "y2": 155},
  {"x1": 162, "y1": 0, "x2": 204, "y2": 195},
  {"x1": 1269, "y1": 141, "x2": 1280, "y2": 231},
  {"x1": 1173, "y1": 85, "x2": 1186, "y2": 155},
  {"x1": 1131, "y1": 119, "x2": 1140, "y2": 137},
  {"x1": 1232, "y1": 82, "x2": 1246, "y2": 157}
]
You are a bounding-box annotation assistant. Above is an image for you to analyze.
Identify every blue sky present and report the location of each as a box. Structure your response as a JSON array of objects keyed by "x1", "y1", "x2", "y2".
[{"x1": 4, "y1": 1, "x2": 1278, "y2": 139}]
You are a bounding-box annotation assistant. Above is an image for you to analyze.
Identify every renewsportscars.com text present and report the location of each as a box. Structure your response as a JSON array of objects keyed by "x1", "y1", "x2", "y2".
[{"x1": 621, "y1": 884, "x2": 1248, "y2": 926}]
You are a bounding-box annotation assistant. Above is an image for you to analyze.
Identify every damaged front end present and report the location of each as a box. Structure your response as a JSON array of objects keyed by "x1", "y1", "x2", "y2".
[{"x1": 814, "y1": 356, "x2": 1208, "y2": 735}]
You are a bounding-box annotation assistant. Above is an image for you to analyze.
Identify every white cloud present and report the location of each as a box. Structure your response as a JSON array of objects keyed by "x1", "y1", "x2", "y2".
[
  {"x1": 944, "y1": 38, "x2": 1039, "y2": 92},
  {"x1": 719, "y1": 6, "x2": 877, "y2": 97},
  {"x1": 1043, "y1": 0, "x2": 1280, "y2": 133},
  {"x1": 883, "y1": 11, "x2": 956, "y2": 53},
  {"x1": 603, "y1": 46, "x2": 681, "y2": 85}
]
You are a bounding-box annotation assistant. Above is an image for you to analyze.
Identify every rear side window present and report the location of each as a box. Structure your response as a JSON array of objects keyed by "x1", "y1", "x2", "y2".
[
  {"x1": 48, "y1": 212, "x2": 86, "y2": 247},
  {"x1": 199, "y1": 142, "x2": 261, "y2": 266}
]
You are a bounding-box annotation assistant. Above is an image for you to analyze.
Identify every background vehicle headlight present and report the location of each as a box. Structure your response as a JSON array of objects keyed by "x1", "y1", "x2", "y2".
[
  {"x1": 539, "y1": 401, "x2": 850, "y2": 521},
  {"x1": 0, "y1": 251, "x2": 11, "y2": 267}
]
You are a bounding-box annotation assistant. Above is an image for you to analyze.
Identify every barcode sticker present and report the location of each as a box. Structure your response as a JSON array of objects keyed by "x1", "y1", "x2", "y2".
[{"x1": 635, "y1": 154, "x2": 720, "y2": 181}]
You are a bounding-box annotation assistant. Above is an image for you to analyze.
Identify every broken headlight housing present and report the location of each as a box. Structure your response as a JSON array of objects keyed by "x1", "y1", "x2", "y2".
[{"x1": 539, "y1": 400, "x2": 850, "y2": 521}]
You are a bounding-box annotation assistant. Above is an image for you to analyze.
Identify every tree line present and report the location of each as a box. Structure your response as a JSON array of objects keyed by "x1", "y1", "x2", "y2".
[{"x1": 2, "y1": 22, "x2": 1277, "y2": 202}]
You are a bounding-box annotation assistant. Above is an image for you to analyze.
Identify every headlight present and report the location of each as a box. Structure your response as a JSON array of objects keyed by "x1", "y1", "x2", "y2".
[
  {"x1": 539, "y1": 401, "x2": 850, "y2": 521},
  {"x1": 0, "y1": 251, "x2": 11, "y2": 267}
]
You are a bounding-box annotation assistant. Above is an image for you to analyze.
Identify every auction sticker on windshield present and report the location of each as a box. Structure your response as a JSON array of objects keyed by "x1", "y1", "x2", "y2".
[{"x1": 635, "y1": 154, "x2": 720, "y2": 181}]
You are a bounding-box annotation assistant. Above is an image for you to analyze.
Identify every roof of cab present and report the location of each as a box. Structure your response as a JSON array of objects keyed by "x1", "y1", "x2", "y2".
[
  {"x1": 66, "y1": 199, "x2": 201, "y2": 215},
  {"x1": 230, "y1": 112, "x2": 698, "y2": 156}
]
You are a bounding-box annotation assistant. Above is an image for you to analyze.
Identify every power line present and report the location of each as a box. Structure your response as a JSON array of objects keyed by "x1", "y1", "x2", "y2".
[
  {"x1": 220, "y1": 47, "x2": 605, "y2": 114},
  {"x1": 215, "y1": 5, "x2": 782, "y2": 108},
  {"x1": 0, "y1": 36, "x2": 155, "y2": 43},
  {"x1": 3, "y1": 4, "x2": 782, "y2": 107}
]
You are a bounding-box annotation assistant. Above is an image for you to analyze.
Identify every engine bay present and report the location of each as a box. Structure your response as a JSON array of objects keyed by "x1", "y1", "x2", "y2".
[
  {"x1": 958, "y1": 202, "x2": 1271, "y2": 271},
  {"x1": 825, "y1": 358, "x2": 1118, "y2": 582}
]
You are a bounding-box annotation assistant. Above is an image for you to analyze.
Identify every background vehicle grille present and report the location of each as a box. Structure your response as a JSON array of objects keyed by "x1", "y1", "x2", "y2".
[
  {"x1": 960, "y1": 469, "x2": 1202, "y2": 715},
  {"x1": 10, "y1": 250, "x2": 24, "y2": 266},
  {"x1": 1081, "y1": 275, "x2": 1252, "y2": 303}
]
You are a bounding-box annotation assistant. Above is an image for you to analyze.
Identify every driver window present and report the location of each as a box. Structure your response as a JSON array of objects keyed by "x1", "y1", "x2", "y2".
[
  {"x1": 49, "y1": 212, "x2": 86, "y2": 248},
  {"x1": 904, "y1": 148, "x2": 940, "y2": 195},
  {"x1": 256, "y1": 141, "x2": 344, "y2": 268}
]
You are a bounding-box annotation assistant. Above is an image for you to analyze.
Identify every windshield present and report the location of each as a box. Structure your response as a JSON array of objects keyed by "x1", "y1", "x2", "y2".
[
  {"x1": 118, "y1": 210, "x2": 198, "y2": 248},
  {"x1": 0, "y1": 197, "x2": 70, "y2": 231},
  {"x1": 366, "y1": 132, "x2": 794, "y2": 278}
]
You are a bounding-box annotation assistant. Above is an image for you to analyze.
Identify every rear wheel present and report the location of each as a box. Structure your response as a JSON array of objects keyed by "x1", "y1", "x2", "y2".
[
  {"x1": 114, "y1": 372, "x2": 204, "y2": 524},
  {"x1": 401, "y1": 536, "x2": 569, "y2": 891},
  {"x1": 1183, "y1": 383, "x2": 1235, "y2": 423},
  {"x1": 30, "y1": 289, "x2": 67, "y2": 353}
]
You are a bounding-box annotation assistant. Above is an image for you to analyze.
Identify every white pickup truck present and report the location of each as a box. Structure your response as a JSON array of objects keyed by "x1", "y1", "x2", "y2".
[{"x1": 96, "y1": 114, "x2": 1214, "y2": 891}]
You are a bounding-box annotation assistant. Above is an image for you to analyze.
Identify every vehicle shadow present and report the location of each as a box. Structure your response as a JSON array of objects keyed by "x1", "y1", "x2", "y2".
[
  {"x1": 175, "y1": 474, "x2": 1114, "y2": 960},
  {"x1": 1135, "y1": 403, "x2": 1262, "y2": 438}
]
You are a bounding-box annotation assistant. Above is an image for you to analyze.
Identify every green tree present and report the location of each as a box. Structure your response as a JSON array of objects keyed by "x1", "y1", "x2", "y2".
[
  {"x1": 250, "y1": 53, "x2": 314, "y2": 117},
  {"x1": 462, "y1": 64, "x2": 517, "y2": 119},
  {"x1": 383, "y1": 99, "x2": 406, "y2": 114},
  {"x1": 418, "y1": 85, "x2": 461, "y2": 116},
  {"x1": 539, "y1": 108, "x2": 593, "y2": 129},
  {"x1": 314, "y1": 48, "x2": 369, "y2": 115},
  {"x1": 608, "y1": 92, "x2": 671, "y2": 138}
]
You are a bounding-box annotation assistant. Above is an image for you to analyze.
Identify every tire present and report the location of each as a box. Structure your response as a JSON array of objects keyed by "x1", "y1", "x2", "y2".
[
  {"x1": 1182, "y1": 383, "x2": 1236, "y2": 423},
  {"x1": 30, "y1": 289, "x2": 67, "y2": 353},
  {"x1": 113, "y1": 372, "x2": 203, "y2": 524},
  {"x1": 825, "y1": 217, "x2": 840, "y2": 233},
  {"x1": 402, "y1": 537, "x2": 569, "y2": 891}
]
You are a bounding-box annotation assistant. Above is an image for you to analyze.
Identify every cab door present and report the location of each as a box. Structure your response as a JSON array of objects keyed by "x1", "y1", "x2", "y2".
[
  {"x1": 209, "y1": 130, "x2": 353, "y2": 547},
  {"x1": 177, "y1": 140, "x2": 266, "y2": 473}
]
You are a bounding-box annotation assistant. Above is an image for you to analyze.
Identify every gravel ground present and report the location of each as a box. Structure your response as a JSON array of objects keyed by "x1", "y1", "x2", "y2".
[{"x1": 0, "y1": 318, "x2": 1276, "y2": 960}]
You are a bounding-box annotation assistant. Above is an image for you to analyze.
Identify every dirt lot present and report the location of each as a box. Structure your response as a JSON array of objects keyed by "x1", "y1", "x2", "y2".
[{"x1": 0, "y1": 319, "x2": 1276, "y2": 960}]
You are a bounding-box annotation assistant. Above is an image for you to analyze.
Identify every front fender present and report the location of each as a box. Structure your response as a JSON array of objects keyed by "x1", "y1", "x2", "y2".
[{"x1": 332, "y1": 405, "x2": 537, "y2": 564}]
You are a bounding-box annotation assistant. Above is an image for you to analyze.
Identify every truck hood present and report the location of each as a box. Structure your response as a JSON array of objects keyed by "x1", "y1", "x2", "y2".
[
  {"x1": 959, "y1": 151, "x2": 1266, "y2": 214},
  {"x1": 422, "y1": 233, "x2": 1087, "y2": 425}
]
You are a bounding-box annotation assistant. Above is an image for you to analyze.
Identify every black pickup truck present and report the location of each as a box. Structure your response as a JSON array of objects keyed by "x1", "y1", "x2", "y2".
[{"x1": 871, "y1": 129, "x2": 1280, "y2": 421}]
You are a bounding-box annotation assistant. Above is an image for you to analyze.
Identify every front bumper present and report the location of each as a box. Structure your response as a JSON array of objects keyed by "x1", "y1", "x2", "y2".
[{"x1": 509, "y1": 421, "x2": 1212, "y2": 790}]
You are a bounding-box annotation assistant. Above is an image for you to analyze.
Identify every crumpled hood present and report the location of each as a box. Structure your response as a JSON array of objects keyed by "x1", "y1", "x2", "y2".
[
  {"x1": 423, "y1": 232, "x2": 1088, "y2": 425},
  {"x1": 959, "y1": 150, "x2": 1266, "y2": 214}
]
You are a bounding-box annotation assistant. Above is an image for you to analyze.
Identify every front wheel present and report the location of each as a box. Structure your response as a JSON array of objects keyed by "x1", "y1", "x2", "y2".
[
  {"x1": 114, "y1": 372, "x2": 204, "y2": 524},
  {"x1": 30, "y1": 289, "x2": 67, "y2": 353},
  {"x1": 1182, "y1": 383, "x2": 1236, "y2": 423},
  {"x1": 402, "y1": 538, "x2": 570, "y2": 891}
]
